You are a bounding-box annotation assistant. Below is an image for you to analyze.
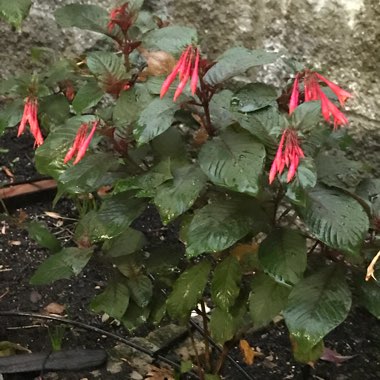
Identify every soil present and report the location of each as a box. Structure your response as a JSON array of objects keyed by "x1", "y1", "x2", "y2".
[{"x1": 1, "y1": 127, "x2": 380, "y2": 380}]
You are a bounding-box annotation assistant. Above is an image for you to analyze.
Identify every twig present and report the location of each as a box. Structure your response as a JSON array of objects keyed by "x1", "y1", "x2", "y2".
[
  {"x1": 189, "y1": 328, "x2": 204, "y2": 380},
  {"x1": 0, "y1": 311, "x2": 200, "y2": 379}
]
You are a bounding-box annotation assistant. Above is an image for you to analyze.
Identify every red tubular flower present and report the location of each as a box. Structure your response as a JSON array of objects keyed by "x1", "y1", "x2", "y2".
[
  {"x1": 17, "y1": 97, "x2": 44, "y2": 147},
  {"x1": 269, "y1": 128, "x2": 305, "y2": 184},
  {"x1": 288, "y1": 70, "x2": 352, "y2": 128},
  {"x1": 160, "y1": 45, "x2": 201, "y2": 101},
  {"x1": 107, "y1": 3, "x2": 132, "y2": 33},
  {"x1": 64, "y1": 120, "x2": 98, "y2": 165}
]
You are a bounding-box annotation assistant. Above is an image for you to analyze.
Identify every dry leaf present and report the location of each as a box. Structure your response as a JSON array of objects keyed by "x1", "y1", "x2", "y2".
[
  {"x1": 44, "y1": 211, "x2": 63, "y2": 219},
  {"x1": 320, "y1": 347, "x2": 355, "y2": 364},
  {"x1": 239, "y1": 339, "x2": 263, "y2": 365},
  {"x1": 138, "y1": 49, "x2": 176, "y2": 80},
  {"x1": 2, "y1": 166, "x2": 14, "y2": 180},
  {"x1": 43, "y1": 302, "x2": 66, "y2": 315},
  {"x1": 17, "y1": 210, "x2": 28, "y2": 224},
  {"x1": 231, "y1": 242, "x2": 259, "y2": 261},
  {"x1": 366, "y1": 250, "x2": 380, "y2": 281},
  {"x1": 145, "y1": 365, "x2": 174, "y2": 380}
]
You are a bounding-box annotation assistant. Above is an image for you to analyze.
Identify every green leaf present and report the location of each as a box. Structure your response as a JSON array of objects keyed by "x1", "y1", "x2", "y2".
[
  {"x1": 166, "y1": 261, "x2": 211, "y2": 321},
  {"x1": 356, "y1": 178, "x2": 380, "y2": 218},
  {"x1": 30, "y1": 247, "x2": 93, "y2": 285},
  {"x1": 54, "y1": 4, "x2": 109, "y2": 34},
  {"x1": 134, "y1": 97, "x2": 179, "y2": 145},
  {"x1": 72, "y1": 80, "x2": 104, "y2": 114},
  {"x1": 291, "y1": 101, "x2": 321, "y2": 132},
  {"x1": 300, "y1": 186, "x2": 369, "y2": 256},
  {"x1": 103, "y1": 228, "x2": 146, "y2": 257},
  {"x1": 292, "y1": 339, "x2": 324, "y2": 364},
  {"x1": 154, "y1": 164, "x2": 207, "y2": 224},
  {"x1": 184, "y1": 195, "x2": 267, "y2": 257},
  {"x1": 204, "y1": 47, "x2": 279, "y2": 86},
  {"x1": 296, "y1": 158, "x2": 317, "y2": 189},
  {"x1": 142, "y1": 26, "x2": 198, "y2": 54},
  {"x1": 113, "y1": 85, "x2": 153, "y2": 126},
  {"x1": 211, "y1": 256, "x2": 242, "y2": 311},
  {"x1": 91, "y1": 277, "x2": 130, "y2": 320},
  {"x1": 0, "y1": 0, "x2": 31, "y2": 27},
  {"x1": 127, "y1": 275, "x2": 153, "y2": 308},
  {"x1": 259, "y1": 228, "x2": 307, "y2": 286},
  {"x1": 284, "y1": 266, "x2": 351, "y2": 360},
  {"x1": 97, "y1": 192, "x2": 147, "y2": 239},
  {"x1": 209, "y1": 308, "x2": 235, "y2": 344},
  {"x1": 209, "y1": 90, "x2": 235, "y2": 130},
  {"x1": 315, "y1": 151, "x2": 365, "y2": 190},
  {"x1": 39, "y1": 94, "x2": 70, "y2": 127},
  {"x1": 122, "y1": 301, "x2": 150, "y2": 330},
  {"x1": 35, "y1": 115, "x2": 97, "y2": 179},
  {"x1": 74, "y1": 210, "x2": 108, "y2": 245},
  {"x1": 87, "y1": 51, "x2": 127, "y2": 83},
  {"x1": 114, "y1": 158, "x2": 172, "y2": 197},
  {"x1": 0, "y1": 100, "x2": 24, "y2": 135},
  {"x1": 249, "y1": 273, "x2": 291, "y2": 328},
  {"x1": 199, "y1": 127, "x2": 266, "y2": 196},
  {"x1": 27, "y1": 221, "x2": 61, "y2": 253},
  {"x1": 233, "y1": 83, "x2": 278, "y2": 113},
  {"x1": 356, "y1": 276, "x2": 380, "y2": 319},
  {"x1": 151, "y1": 127, "x2": 186, "y2": 159}
]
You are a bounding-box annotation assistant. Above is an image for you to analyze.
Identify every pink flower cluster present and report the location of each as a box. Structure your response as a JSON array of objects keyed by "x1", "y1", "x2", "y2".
[
  {"x1": 17, "y1": 97, "x2": 44, "y2": 147},
  {"x1": 160, "y1": 45, "x2": 200, "y2": 101}
]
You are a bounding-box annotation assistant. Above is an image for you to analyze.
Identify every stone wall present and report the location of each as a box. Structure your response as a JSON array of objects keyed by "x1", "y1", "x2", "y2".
[{"x1": 1, "y1": 0, "x2": 379, "y2": 168}]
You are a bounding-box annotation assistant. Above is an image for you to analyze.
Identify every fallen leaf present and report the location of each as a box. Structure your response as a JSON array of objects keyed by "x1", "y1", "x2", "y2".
[
  {"x1": 44, "y1": 211, "x2": 63, "y2": 219},
  {"x1": 43, "y1": 302, "x2": 66, "y2": 315},
  {"x1": 239, "y1": 339, "x2": 263, "y2": 365},
  {"x1": 145, "y1": 365, "x2": 174, "y2": 380},
  {"x1": 0, "y1": 341, "x2": 31, "y2": 357},
  {"x1": 366, "y1": 250, "x2": 380, "y2": 281},
  {"x1": 320, "y1": 347, "x2": 355, "y2": 364},
  {"x1": 2, "y1": 166, "x2": 14, "y2": 180}
]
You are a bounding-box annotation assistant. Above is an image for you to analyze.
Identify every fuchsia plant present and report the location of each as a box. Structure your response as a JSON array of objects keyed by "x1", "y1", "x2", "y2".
[{"x1": 1, "y1": 1, "x2": 380, "y2": 377}]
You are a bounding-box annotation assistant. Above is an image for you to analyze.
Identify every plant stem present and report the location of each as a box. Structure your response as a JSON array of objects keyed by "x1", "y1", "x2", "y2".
[
  {"x1": 214, "y1": 343, "x2": 230, "y2": 375},
  {"x1": 200, "y1": 300, "x2": 211, "y2": 372},
  {"x1": 189, "y1": 328, "x2": 205, "y2": 380}
]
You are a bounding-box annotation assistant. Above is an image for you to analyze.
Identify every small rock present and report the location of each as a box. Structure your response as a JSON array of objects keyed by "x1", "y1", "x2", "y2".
[{"x1": 130, "y1": 370, "x2": 143, "y2": 380}]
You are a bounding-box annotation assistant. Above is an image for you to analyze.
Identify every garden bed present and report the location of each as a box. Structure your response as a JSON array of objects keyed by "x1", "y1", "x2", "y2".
[{"x1": 1, "y1": 127, "x2": 380, "y2": 380}]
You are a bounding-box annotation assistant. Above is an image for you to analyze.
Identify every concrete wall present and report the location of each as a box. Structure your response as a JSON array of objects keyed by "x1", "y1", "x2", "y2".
[{"x1": 1, "y1": 0, "x2": 379, "y2": 169}]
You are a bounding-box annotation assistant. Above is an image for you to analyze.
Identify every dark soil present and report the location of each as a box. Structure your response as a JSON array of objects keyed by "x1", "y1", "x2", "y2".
[{"x1": 1, "y1": 127, "x2": 380, "y2": 380}]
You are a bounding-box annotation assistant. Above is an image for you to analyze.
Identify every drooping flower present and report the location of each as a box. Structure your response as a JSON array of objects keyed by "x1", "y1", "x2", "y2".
[
  {"x1": 107, "y1": 2, "x2": 132, "y2": 33},
  {"x1": 64, "y1": 120, "x2": 98, "y2": 165},
  {"x1": 288, "y1": 70, "x2": 352, "y2": 129},
  {"x1": 160, "y1": 45, "x2": 200, "y2": 101},
  {"x1": 269, "y1": 128, "x2": 305, "y2": 184},
  {"x1": 17, "y1": 97, "x2": 44, "y2": 147}
]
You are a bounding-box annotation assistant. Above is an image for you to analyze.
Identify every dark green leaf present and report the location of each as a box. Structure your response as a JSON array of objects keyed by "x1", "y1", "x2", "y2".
[
  {"x1": 204, "y1": 47, "x2": 279, "y2": 86},
  {"x1": 154, "y1": 164, "x2": 207, "y2": 224},
  {"x1": 39, "y1": 94, "x2": 70, "y2": 127},
  {"x1": 72, "y1": 80, "x2": 104, "y2": 114},
  {"x1": 199, "y1": 127, "x2": 266, "y2": 196},
  {"x1": 356, "y1": 276, "x2": 380, "y2": 319},
  {"x1": 27, "y1": 221, "x2": 61, "y2": 253},
  {"x1": 30, "y1": 247, "x2": 93, "y2": 285},
  {"x1": 151, "y1": 127, "x2": 186, "y2": 159},
  {"x1": 87, "y1": 51, "x2": 127, "y2": 82},
  {"x1": 97, "y1": 192, "x2": 147, "y2": 238},
  {"x1": 249, "y1": 273, "x2": 291, "y2": 328},
  {"x1": 122, "y1": 301, "x2": 150, "y2": 330},
  {"x1": 284, "y1": 266, "x2": 351, "y2": 359},
  {"x1": 54, "y1": 4, "x2": 109, "y2": 34},
  {"x1": 211, "y1": 256, "x2": 242, "y2": 311},
  {"x1": 259, "y1": 228, "x2": 307, "y2": 286},
  {"x1": 134, "y1": 97, "x2": 179, "y2": 145},
  {"x1": 291, "y1": 101, "x2": 321, "y2": 132},
  {"x1": 0, "y1": 0, "x2": 31, "y2": 27},
  {"x1": 166, "y1": 261, "x2": 211, "y2": 321},
  {"x1": 91, "y1": 277, "x2": 130, "y2": 320},
  {"x1": 103, "y1": 228, "x2": 146, "y2": 257},
  {"x1": 59, "y1": 153, "x2": 119, "y2": 194},
  {"x1": 316, "y1": 151, "x2": 365, "y2": 190},
  {"x1": 209, "y1": 308, "x2": 235, "y2": 344},
  {"x1": 74, "y1": 210, "x2": 108, "y2": 245},
  {"x1": 142, "y1": 26, "x2": 198, "y2": 54},
  {"x1": 184, "y1": 195, "x2": 268, "y2": 257},
  {"x1": 0, "y1": 100, "x2": 24, "y2": 135},
  {"x1": 300, "y1": 186, "x2": 369, "y2": 256},
  {"x1": 356, "y1": 178, "x2": 380, "y2": 218},
  {"x1": 209, "y1": 90, "x2": 235, "y2": 130},
  {"x1": 233, "y1": 83, "x2": 278, "y2": 113},
  {"x1": 127, "y1": 275, "x2": 153, "y2": 308}
]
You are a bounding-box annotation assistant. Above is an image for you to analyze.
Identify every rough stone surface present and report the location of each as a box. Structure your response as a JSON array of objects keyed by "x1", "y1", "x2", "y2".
[{"x1": 1, "y1": 0, "x2": 379, "y2": 169}]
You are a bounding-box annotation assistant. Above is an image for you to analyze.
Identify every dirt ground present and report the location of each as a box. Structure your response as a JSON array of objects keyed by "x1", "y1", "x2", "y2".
[{"x1": 1, "y1": 128, "x2": 380, "y2": 380}]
